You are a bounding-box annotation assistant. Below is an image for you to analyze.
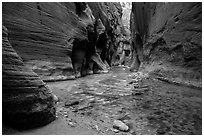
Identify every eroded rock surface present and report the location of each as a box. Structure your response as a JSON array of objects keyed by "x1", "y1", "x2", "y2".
[
  {"x1": 2, "y1": 2, "x2": 124, "y2": 80},
  {"x1": 2, "y1": 2, "x2": 202, "y2": 133},
  {"x1": 130, "y1": 2, "x2": 201, "y2": 84},
  {"x1": 2, "y1": 25, "x2": 56, "y2": 128},
  {"x1": 2, "y1": 1, "x2": 125, "y2": 129}
]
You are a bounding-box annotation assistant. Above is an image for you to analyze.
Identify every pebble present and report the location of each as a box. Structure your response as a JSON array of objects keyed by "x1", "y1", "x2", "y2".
[
  {"x1": 113, "y1": 120, "x2": 129, "y2": 132},
  {"x1": 67, "y1": 118, "x2": 72, "y2": 121},
  {"x1": 130, "y1": 130, "x2": 137, "y2": 135},
  {"x1": 52, "y1": 94, "x2": 59, "y2": 103},
  {"x1": 95, "y1": 125, "x2": 100, "y2": 131},
  {"x1": 111, "y1": 128, "x2": 120, "y2": 133},
  {"x1": 68, "y1": 122, "x2": 75, "y2": 127}
]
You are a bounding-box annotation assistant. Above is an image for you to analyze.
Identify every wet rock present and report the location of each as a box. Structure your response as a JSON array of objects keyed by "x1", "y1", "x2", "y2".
[
  {"x1": 66, "y1": 118, "x2": 72, "y2": 121},
  {"x1": 64, "y1": 114, "x2": 68, "y2": 117},
  {"x1": 87, "y1": 70, "x2": 94, "y2": 75},
  {"x1": 65, "y1": 99, "x2": 80, "y2": 107},
  {"x1": 111, "y1": 128, "x2": 120, "y2": 133},
  {"x1": 72, "y1": 109, "x2": 78, "y2": 112},
  {"x1": 93, "y1": 69, "x2": 109, "y2": 74},
  {"x1": 130, "y1": 130, "x2": 137, "y2": 135},
  {"x1": 52, "y1": 94, "x2": 59, "y2": 103},
  {"x1": 68, "y1": 122, "x2": 75, "y2": 127},
  {"x1": 113, "y1": 120, "x2": 129, "y2": 132},
  {"x1": 95, "y1": 125, "x2": 100, "y2": 131}
]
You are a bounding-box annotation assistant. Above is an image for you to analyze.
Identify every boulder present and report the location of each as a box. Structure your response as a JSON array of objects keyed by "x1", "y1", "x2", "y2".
[{"x1": 113, "y1": 120, "x2": 129, "y2": 132}]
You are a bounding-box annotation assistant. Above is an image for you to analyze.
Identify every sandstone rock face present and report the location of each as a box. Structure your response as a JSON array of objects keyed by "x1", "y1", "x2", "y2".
[
  {"x1": 3, "y1": 2, "x2": 87, "y2": 80},
  {"x1": 131, "y1": 2, "x2": 202, "y2": 82},
  {"x1": 87, "y1": 2, "x2": 124, "y2": 67},
  {"x1": 2, "y1": 25, "x2": 56, "y2": 128},
  {"x1": 2, "y1": 2, "x2": 124, "y2": 128},
  {"x1": 2, "y1": 2, "x2": 124, "y2": 80}
]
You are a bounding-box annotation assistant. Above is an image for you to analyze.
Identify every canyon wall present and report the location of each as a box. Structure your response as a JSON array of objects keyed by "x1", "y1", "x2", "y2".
[
  {"x1": 2, "y1": 25, "x2": 56, "y2": 128},
  {"x1": 3, "y1": 2, "x2": 124, "y2": 81},
  {"x1": 2, "y1": 2, "x2": 124, "y2": 128},
  {"x1": 131, "y1": 2, "x2": 202, "y2": 86}
]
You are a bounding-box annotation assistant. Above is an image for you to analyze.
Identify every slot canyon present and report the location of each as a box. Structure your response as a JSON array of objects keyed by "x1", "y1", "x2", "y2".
[{"x1": 2, "y1": 2, "x2": 202, "y2": 135}]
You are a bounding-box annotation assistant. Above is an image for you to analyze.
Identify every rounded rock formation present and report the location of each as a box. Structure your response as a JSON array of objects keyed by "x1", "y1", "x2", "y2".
[{"x1": 2, "y1": 25, "x2": 56, "y2": 129}]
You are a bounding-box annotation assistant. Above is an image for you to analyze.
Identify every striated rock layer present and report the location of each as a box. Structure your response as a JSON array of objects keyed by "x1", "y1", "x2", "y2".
[
  {"x1": 3, "y1": 2, "x2": 86, "y2": 80},
  {"x1": 2, "y1": 2, "x2": 124, "y2": 128},
  {"x1": 130, "y1": 2, "x2": 202, "y2": 84},
  {"x1": 2, "y1": 2, "x2": 124, "y2": 80},
  {"x1": 2, "y1": 25, "x2": 56, "y2": 128}
]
